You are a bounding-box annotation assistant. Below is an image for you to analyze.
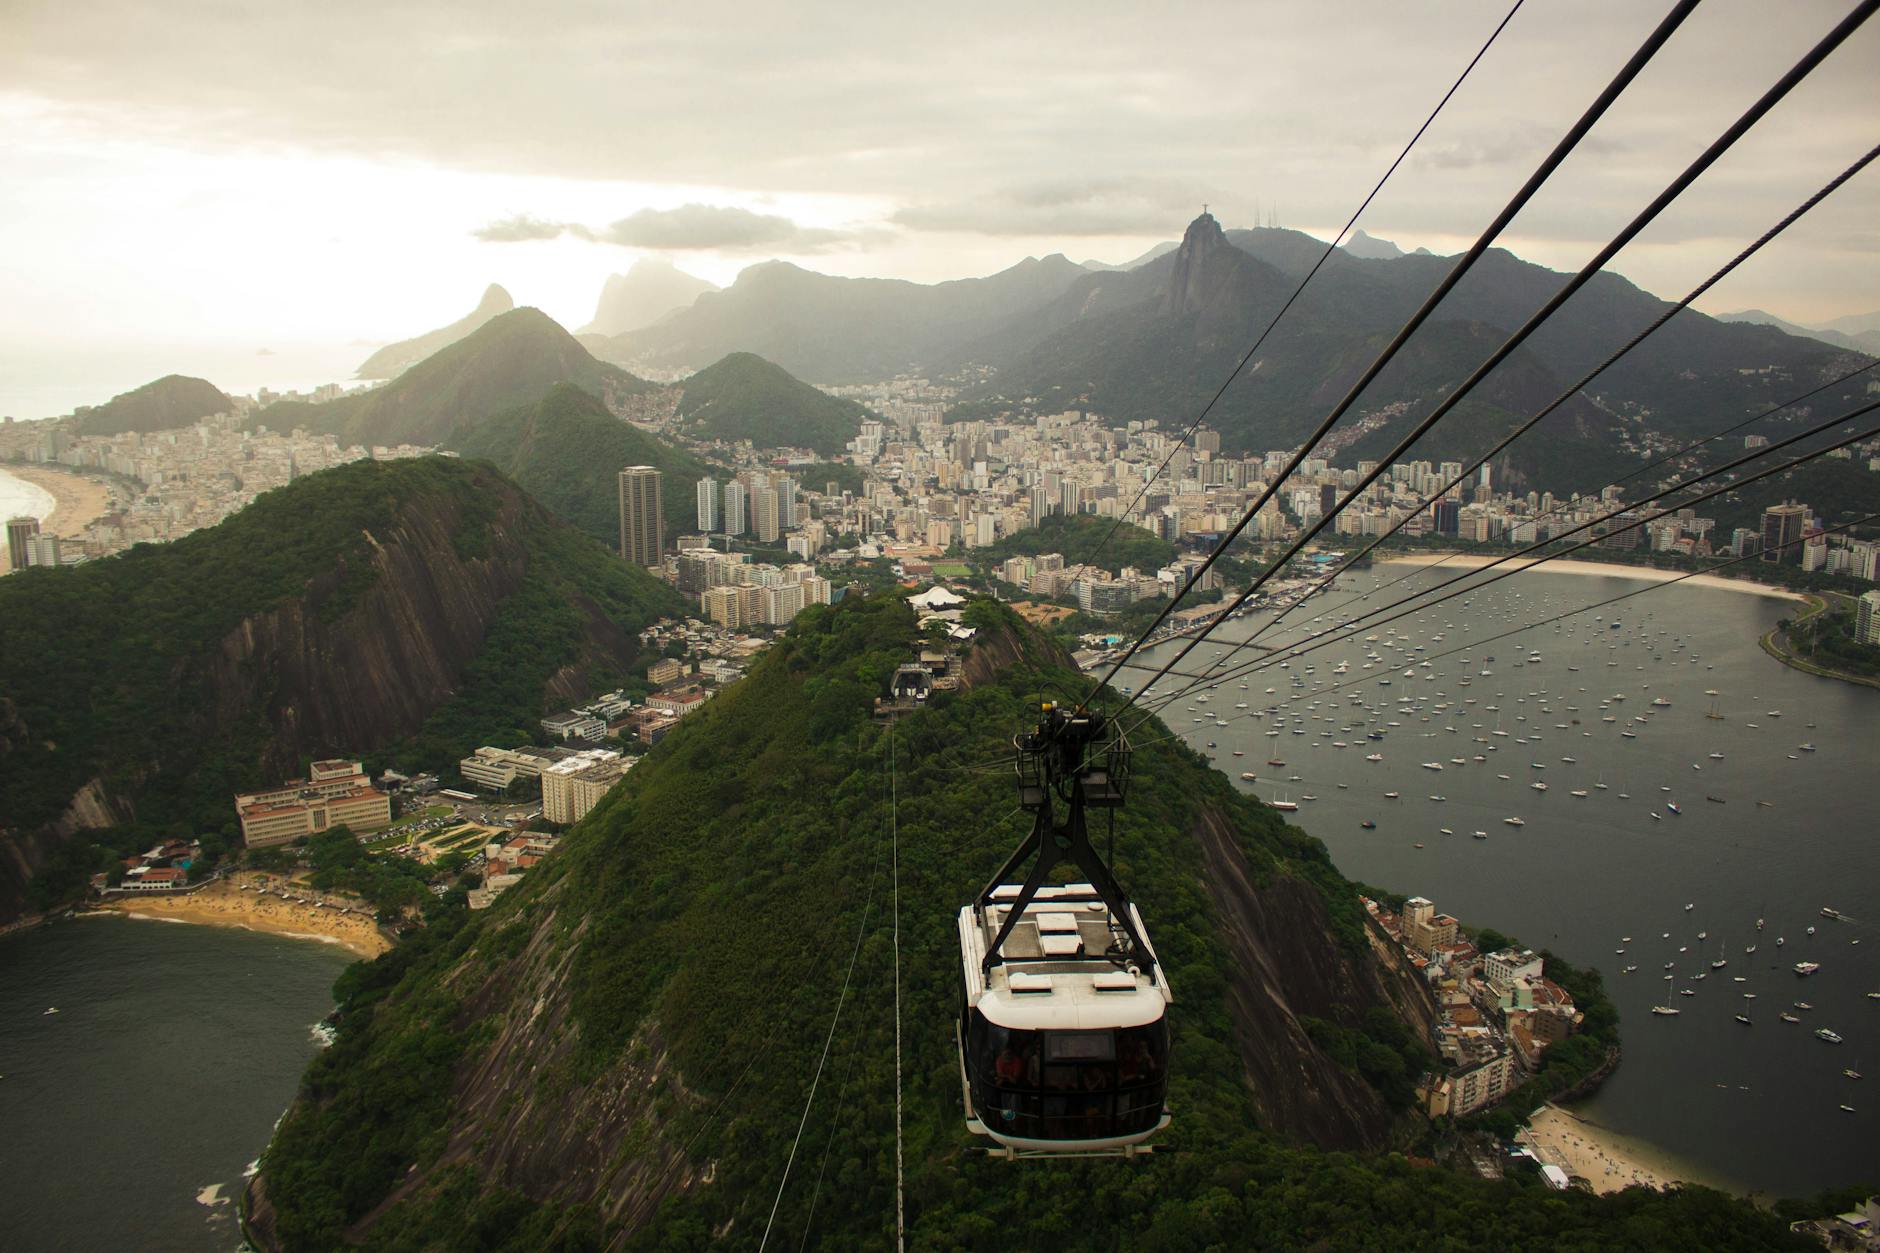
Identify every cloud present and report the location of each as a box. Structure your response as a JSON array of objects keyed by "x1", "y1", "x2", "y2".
[
  {"x1": 598, "y1": 203, "x2": 850, "y2": 252},
  {"x1": 471, "y1": 203, "x2": 869, "y2": 253},
  {"x1": 471, "y1": 213, "x2": 588, "y2": 242},
  {"x1": 893, "y1": 179, "x2": 1209, "y2": 237}
]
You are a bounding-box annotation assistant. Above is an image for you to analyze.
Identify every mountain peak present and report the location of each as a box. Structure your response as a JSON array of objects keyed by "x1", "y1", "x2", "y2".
[
  {"x1": 356, "y1": 284, "x2": 517, "y2": 379},
  {"x1": 1342, "y1": 229, "x2": 1404, "y2": 261},
  {"x1": 580, "y1": 262, "x2": 718, "y2": 337},
  {"x1": 1183, "y1": 210, "x2": 1225, "y2": 248},
  {"x1": 1163, "y1": 211, "x2": 1237, "y2": 315}
]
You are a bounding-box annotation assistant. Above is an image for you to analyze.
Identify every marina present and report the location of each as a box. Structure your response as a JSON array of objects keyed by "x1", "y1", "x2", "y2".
[{"x1": 1132, "y1": 561, "x2": 1879, "y2": 1196}]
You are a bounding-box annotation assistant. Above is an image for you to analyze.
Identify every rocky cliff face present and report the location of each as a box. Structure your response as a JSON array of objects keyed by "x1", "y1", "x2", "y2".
[
  {"x1": 1193, "y1": 803, "x2": 1437, "y2": 1148},
  {"x1": 204, "y1": 492, "x2": 533, "y2": 778},
  {"x1": 0, "y1": 458, "x2": 670, "y2": 924}
]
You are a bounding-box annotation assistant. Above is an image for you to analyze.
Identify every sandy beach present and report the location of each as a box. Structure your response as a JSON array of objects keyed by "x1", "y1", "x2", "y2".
[
  {"x1": 103, "y1": 872, "x2": 390, "y2": 958},
  {"x1": 1519, "y1": 1104, "x2": 1703, "y2": 1195},
  {"x1": 1384, "y1": 553, "x2": 1805, "y2": 602},
  {"x1": 3, "y1": 463, "x2": 115, "y2": 537}
]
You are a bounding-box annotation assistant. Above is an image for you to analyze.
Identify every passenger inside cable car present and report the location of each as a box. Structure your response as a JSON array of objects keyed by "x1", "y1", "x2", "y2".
[{"x1": 965, "y1": 1012, "x2": 1170, "y2": 1144}]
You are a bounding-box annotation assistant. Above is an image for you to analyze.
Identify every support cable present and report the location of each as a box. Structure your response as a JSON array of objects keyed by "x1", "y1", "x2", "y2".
[
  {"x1": 890, "y1": 722, "x2": 905, "y2": 1253},
  {"x1": 1121, "y1": 513, "x2": 1875, "y2": 756},
  {"x1": 1086, "y1": 0, "x2": 1702, "y2": 710},
  {"x1": 1072, "y1": 0, "x2": 1527, "y2": 582},
  {"x1": 1116, "y1": 1, "x2": 1877, "y2": 720},
  {"x1": 1165, "y1": 140, "x2": 1880, "y2": 700},
  {"x1": 1128, "y1": 409, "x2": 1878, "y2": 723},
  {"x1": 759, "y1": 740, "x2": 892, "y2": 1252}
]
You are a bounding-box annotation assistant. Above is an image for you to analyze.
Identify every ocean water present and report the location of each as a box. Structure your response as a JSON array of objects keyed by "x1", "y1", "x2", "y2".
[
  {"x1": 0, "y1": 340, "x2": 367, "y2": 423},
  {"x1": 1132, "y1": 563, "x2": 1879, "y2": 1196},
  {"x1": 0, "y1": 466, "x2": 57, "y2": 524},
  {"x1": 0, "y1": 915, "x2": 352, "y2": 1252}
]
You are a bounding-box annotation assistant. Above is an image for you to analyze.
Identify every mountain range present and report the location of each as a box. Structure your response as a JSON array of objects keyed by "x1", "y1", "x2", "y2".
[
  {"x1": 1716, "y1": 308, "x2": 1880, "y2": 357},
  {"x1": 355, "y1": 284, "x2": 516, "y2": 380},
  {"x1": 588, "y1": 253, "x2": 1090, "y2": 382},
  {"x1": 947, "y1": 214, "x2": 1873, "y2": 493}
]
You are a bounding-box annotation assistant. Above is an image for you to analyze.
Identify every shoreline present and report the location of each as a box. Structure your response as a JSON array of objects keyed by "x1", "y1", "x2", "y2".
[
  {"x1": 96, "y1": 873, "x2": 391, "y2": 958},
  {"x1": 1382, "y1": 554, "x2": 1806, "y2": 602},
  {"x1": 1, "y1": 462, "x2": 116, "y2": 537},
  {"x1": 1519, "y1": 1102, "x2": 1722, "y2": 1195}
]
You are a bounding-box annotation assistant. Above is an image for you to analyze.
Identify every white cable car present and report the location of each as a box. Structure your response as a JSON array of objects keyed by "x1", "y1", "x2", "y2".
[{"x1": 956, "y1": 703, "x2": 1173, "y2": 1159}]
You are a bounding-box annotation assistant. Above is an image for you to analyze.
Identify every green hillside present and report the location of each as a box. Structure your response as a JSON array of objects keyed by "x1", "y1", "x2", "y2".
[
  {"x1": 254, "y1": 596, "x2": 1805, "y2": 1252},
  {"x1": 986, "y1": 512, "x2": 1176, "y2": 574},
  {"x1": 674, "y1": 352, "x2": 868, "y2": 455},
  {"x1": 260, "y1": 309, "x2": 657, "y2": 448},
  {"x1": 449, "y1": 383, "x2": 717, "y2": 545},
  {"x1": 0, "y1": 457, "x2": 681, "y2": 918},
  {"x1": 74, "y1": 374, "x2": 233, "y2": 436}
]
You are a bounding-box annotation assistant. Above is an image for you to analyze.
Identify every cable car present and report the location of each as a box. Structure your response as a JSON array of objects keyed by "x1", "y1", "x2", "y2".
[{"x1": 956, "y1": 703, "x2": 1173, "y2": 1159}]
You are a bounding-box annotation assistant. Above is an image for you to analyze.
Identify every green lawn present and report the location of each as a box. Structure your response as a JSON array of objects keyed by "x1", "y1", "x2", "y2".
[{"x1": 930, "y1": 561, "x2": 972, "y2": 577}]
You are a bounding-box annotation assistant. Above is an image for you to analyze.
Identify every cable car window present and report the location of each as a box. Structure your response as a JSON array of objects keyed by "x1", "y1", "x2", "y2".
[{"x1": 1045, "y1": 1032, "x2": 1114, "y2": 1062}]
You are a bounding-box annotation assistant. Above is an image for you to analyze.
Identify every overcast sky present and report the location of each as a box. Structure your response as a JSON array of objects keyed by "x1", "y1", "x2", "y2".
[{"x1": 2, "y1": 0, "x2": 1875, "y2": 414}]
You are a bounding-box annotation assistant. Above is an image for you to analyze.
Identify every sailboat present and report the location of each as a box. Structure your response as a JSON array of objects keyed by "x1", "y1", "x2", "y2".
[{"x1": 1704, "y1": 690, "x2": 1724, "y2": 720}]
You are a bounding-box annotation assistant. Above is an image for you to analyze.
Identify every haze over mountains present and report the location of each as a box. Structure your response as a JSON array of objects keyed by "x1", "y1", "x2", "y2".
[
  {"x1": 309, "y1": 209, "x2": 1871, "y2": 498},
  {"x1": 354, "y1": 284, "x2": 515, "y2": 379},
  {"x1": 577, "y1": 258, "x2": 719, "y2": 338},
  {"x1": 1716, "y1": 308, "x2": 1880, "y2": 356}
]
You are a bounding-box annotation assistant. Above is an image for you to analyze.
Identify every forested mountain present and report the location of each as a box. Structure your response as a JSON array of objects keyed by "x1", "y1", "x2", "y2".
[
  {"x1": 262, "y1": 309, "x2": 657, "y2": 448},
  {"x1": 449, "y1": 383, "x2": 715, "y2": 543},
  {"x1": 985, "y1": 513, "x2": 1176, "y2": 574},
  {"x1": 355, "y1": 284, "x2": 515, "y2": 379},
  {"x1": 247, "y1": 595, "x2": 1807, "y2": 1251},
  {"x1": 672, "y1": 352, "x2": 869, "y2": 455},
  {"x1": 593, "y1": 253, "x2": 1088, "y2": 382},
  {"x1": 0, "y1": 456, "x2": 681, "y2": 923},
  {"x1": 950, "y1": 214, "x2": 1873, "y2": 493},
  {"x1": 578, "y1": 259, "x2": 718, "y2": 337},
  {"x1": 73, "y1": 374, "x2": 232, "y2": 436}
]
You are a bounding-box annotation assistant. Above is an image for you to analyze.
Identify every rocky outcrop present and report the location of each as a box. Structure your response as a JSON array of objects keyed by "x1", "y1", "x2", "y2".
[
  {"x1": 1192, "y1": 802, "x2": 1438, "y2": 1149},
  {"x1": 204, "y1": 490, "x2": 532, "y2": 777}
]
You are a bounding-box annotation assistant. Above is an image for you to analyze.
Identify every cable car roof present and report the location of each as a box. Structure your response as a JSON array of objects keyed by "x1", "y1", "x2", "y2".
[{"x1": 958, "y1": 889, "x2": 1171, "y2": 1031}]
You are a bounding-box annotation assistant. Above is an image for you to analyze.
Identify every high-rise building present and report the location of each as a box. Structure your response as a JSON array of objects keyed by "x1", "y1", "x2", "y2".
[
  {"x1": 1857, "y1": 590, "x2": 1880, "y2": 645},
  {"x1": 1433, "y1": 498, "x2": 1461, "y2": 537},
  {"x1": 1193, "y1": 426, "x2": 1221, "y2": 455},
  {"x1": 617, "y1": 466, "x2": 664, "y2": 566},
  {"x1": 6, "y1": 515, "x2": 40, "y2": 572},
  {"x1": 753, "y1": 486, "x2": 781, "y2": 543},
  {"x1": 1760, "y1": 501, "x2": 1807, "y2": 563},
  {"x1": 723, "y1": 480, "x2": 747, "y2": 535},
  {"x1": 695, "y1": 477, "x2": 720, "y2": 532}
]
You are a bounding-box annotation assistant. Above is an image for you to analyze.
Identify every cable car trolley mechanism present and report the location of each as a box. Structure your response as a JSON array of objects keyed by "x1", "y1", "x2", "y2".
[{"x1": 956, "y1": 702, "x2": 1173, "y2": 1159}]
